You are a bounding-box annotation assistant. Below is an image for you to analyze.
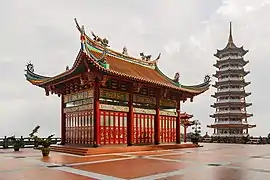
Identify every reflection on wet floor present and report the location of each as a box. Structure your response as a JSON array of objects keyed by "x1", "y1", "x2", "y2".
[{"x1": 1, "y1": 143, "x2": 270, "y2": 180}]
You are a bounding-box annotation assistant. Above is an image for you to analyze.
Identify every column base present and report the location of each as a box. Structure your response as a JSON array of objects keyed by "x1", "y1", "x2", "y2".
[
  {"x1": 127, "y1": 143, "x2": 133, "y2": 146},
  {"x1": 154, "y1": 142, "x2": 160, "y2": 145}
]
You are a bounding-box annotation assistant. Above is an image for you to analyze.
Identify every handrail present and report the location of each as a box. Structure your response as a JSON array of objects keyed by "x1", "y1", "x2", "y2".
[{"x1": 0, "y1": 136, "x2": 61, "y2": 149}]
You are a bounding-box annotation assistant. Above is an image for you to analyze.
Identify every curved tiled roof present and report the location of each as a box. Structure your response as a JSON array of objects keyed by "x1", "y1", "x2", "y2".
[{"x1": 25, "y1": 19, "x2": 211, "y2": 96}]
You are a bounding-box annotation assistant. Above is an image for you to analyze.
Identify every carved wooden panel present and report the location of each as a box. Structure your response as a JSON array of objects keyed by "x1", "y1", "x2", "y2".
[
  {"x1": 100, "y1": 104, "x2": 129, "y2": 112},
  {"x1": 133, "y1": 94, "x2": 156, "y2": 105},
  {"x1": 160, "y1": 110, "x2": 177, "y2": 117},
  {"x1": 134, "y1": 107, "x2": 156, "y2": 115},
  {"x1": 64, "y1": 89, "x2": 93, "y2": 103},
  {"x1": 160, "y1": 98, "x2": 177, "y2": 108},
  {"x1": 100, "y1": 88, "x2": 129, "y2": 101},
  {"x1": 64, "y1": 104, "x2": 93, "y2": 113}
]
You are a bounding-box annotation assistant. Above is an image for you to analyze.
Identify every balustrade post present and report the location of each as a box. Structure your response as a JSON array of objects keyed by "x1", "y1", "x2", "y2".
[{"x1": 3, "y1": 136, "x2": 7, "y2": 149}]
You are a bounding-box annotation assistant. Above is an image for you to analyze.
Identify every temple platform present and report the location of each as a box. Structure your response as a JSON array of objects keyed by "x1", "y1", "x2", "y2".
[
  {"x1": 50, "y1": 143, "x2": 198, "y2": 156},
  {"x1": 1, "y1": 143, "x2": 270, "y2": 180}
]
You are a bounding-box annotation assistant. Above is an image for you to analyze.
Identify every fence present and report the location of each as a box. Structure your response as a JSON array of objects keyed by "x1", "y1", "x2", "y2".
[{"x1": 0, "y1": 136, "x2": 61, "y2": 149}]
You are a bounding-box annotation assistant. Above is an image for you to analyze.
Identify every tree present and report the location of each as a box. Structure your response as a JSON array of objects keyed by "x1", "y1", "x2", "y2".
[{"x1": 191, "y1": 120, "x2": 201, "y2": 144}]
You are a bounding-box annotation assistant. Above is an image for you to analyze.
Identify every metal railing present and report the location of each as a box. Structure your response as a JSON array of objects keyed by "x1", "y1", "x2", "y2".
[
  {"x1": 215, "y1": 110, "x2": 246, "y2": 114},
  {"x1": 0, "y1": 136, "x2": 61, "y2": 149},
  {"x1": 216, "y1": 99, "x2": 245, "y2": 103},
  {"x1": 212, "y1": 134, "x2": 246, "y2": 137},
  {"x1": 218, "y1": 77, "x2": 243, "y2": 82},
  {"x1": 214, "y1": 121, "x2": 246, "y2": 124},
  {"x1": 219, "y1": 55, "x2": 243, "y2": 61},
  {"x1": 219, "y1": 67, "x2": 243, "y2": 71},
  {"x1": 217, "y1": 88, "x2": 244, "y2": 92}
]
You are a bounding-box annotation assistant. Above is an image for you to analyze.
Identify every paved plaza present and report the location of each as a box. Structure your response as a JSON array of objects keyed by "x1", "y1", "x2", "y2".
[{"x1": 1, "y1": 143, "x2": 270, "y2": 180}]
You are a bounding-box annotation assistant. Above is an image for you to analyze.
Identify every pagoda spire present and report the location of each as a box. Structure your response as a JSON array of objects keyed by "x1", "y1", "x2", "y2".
[
  {"x1": 226, "y1": 21, "x2": 236, "y2": 48},
  {"x1": 228, "y1": 22, "x2": 233, "y2": 43}
]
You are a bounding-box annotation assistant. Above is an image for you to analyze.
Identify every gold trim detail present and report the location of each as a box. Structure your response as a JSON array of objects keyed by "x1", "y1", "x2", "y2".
[
  {"x1": 160, "y1": 110, "x2": 177, "y2": 117},
  {"x1": 134, "y1": 108, "x2": 156, "y2": 115},
  {"x1": 100, "y1": 89, "x2": 129, "y2": 101},
  {"x1": 64, "y1": 89, "x2": 93, "y2": 103},
  {"x1": 64, "y1": 104, "x2": 93, "y2": 113},
  {"x1": 100, "y1": 104, "x2": 129, "y2": 112},
  {"x1": 133, "y1": 94, "x2": 156, "y2": 105}
]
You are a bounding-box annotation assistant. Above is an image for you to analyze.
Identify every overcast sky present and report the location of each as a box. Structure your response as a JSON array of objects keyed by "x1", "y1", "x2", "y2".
[{"x1": 0, "y1": 0, "x2": 269, "y2": 137}]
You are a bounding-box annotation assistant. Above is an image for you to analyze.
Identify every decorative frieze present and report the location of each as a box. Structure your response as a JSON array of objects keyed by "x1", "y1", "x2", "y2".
[
  {"x1": 160, "y1": 98, "x2": 177, "y2": 108},
  {"x1": 64, "y1": 104, "x2": 93, "y2": 113},
  {"x1": 160, "y1": 110, "x2": 177, "y2": 117},
  {"x1": 133, "y1": 94, "x2": 156, "y2": 105},
  {"x1": 67, "y1": 98, "x2": 93, "y2": 107},
  {"x1": 100, "y1": 104, "x2": 129, "y2": 112},
  {"x1": 100, "y1": 89, "x2": 129, "y2": 101},
  {"x1": 64, "y1": 89, "x2": 93, "y2": 103},
  {"x1": 134, "y1": 107, "x2": 156, "y2": 115}
]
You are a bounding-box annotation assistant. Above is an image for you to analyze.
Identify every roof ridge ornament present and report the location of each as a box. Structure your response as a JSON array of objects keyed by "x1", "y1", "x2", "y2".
[
  {"x1": 140, "y1": 52, "x2": 151, "y2": 61},
  {"x1": 26, "y1": 62, "x2": 34, "y2": 73},
  {"x1": 204, "y1": 74, "x2": 211, "y2": 83},
  {"x1": 148, "y1": 53, "x2": 161, "y2": 65},
  {"x1": 173, "y1": 72, "x2": 180, "y2": 83},
  {"x1": 122, "y1": 46, "x2": 128, "y2": 56},
  {"x1": 91, "y1": 31, "x2": 110, "y2": 47},
  {"x1": 74, "y1": 18, "x2": 87, "y2": 52}
]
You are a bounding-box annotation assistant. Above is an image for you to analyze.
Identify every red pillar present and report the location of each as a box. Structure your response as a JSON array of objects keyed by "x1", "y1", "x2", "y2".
[
  {"x1": 184, "y1": 126, "x2": 187, "y2": 143},
  {"x1": 127, "y1": 88, "x2": 134, "y2": 146},
  {"x1": 94, "y1": 81, "x2": 101, "y2": 147},
  {"x1": 176, "y1": 101, "x2": 181, "y2": 144},
  {"x1": 154, "y1": 92, "x2": 160, "y2": 145},
  {"x1": 61, "y1": 95, "x2": 66, "y2": 145}
]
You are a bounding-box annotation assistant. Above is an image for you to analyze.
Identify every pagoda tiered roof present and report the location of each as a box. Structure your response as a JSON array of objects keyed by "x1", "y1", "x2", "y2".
[
  {"x1": 214, "y1": 22, "x2": 248, "y2": 58},
  {"x1": 210, "y1": 112, "x2": 253, "y2": 118},
  {"x1": 25, "y1": 19, "x2": 210, "y2": 96},
  {"x1": 213, "y1": 69, "x2": 250, "y2": 78},
  {"x1": 213, "y1": 58, "x2": 249, "y2": 68},
  {"x1": 212, "y1": 80, "x2": 251, "y2": 88},
  {"x1": 207, "y1": 123, "x2": 256, "y2": 128},
  {"x1": 211, "y1": 91, "x2": 251, "y2": 98},
  {"x1": 211, "y1": 101, "x2": 252, "y2": 108}
]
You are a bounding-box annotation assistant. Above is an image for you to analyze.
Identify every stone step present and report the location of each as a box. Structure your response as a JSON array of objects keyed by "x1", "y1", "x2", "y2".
[{"x1": 50, "y1": 143, "x2": 198, "y2": 156}]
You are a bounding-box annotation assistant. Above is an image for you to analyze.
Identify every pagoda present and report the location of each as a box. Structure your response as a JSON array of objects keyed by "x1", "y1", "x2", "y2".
[
  {"x1": 207, "y1": 22, "x2": 255, "y2": 141},
  {"x1": 25, "y1": 19, "x2": 210, "y2": 147},
  {"x1": 180, "y1": 112, "x2": 194, "y2": 143}
]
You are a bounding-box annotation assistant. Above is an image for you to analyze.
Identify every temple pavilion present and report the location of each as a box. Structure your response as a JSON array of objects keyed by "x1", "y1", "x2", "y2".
[{"x1": 25, "y1": 19, "x2": 210, "y2": 147}]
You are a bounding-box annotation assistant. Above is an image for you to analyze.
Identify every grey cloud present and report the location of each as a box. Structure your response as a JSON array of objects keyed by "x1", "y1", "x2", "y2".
[{"x1": 0, "y1": 0, "x2": 269, "y2": 137}]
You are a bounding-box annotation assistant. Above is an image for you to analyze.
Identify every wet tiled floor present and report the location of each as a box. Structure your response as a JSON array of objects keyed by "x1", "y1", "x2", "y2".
[{"x1": 1, "y1": 143, "x2": 270, "y2": 180}]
